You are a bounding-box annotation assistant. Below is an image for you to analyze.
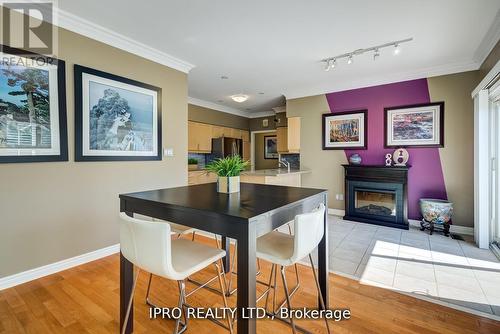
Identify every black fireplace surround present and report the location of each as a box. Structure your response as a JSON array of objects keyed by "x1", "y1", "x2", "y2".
[{"x1": 343, "y1": 165, "x2": 409, "y2": 229}]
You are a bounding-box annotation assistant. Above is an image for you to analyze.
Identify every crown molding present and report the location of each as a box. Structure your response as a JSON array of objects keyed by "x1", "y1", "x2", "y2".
[
  {"x1": 188, "y1": 97, "x2": 250, "y2": 118},
  {"x1": 247, "y1": 111, "x2": 275, "y2": 118},
  {"x1": 285, "y1": 59, "x2": 480, "y2": 100},
  {"x1": 272, "y1": 106, "x2": 286, "y2": 113},
  {"x1": 53, "y1": 8, "x2": 195, "y2": 73},
  {"x1": 474, "y1": 10, "x2": 500, "y2": 66}
]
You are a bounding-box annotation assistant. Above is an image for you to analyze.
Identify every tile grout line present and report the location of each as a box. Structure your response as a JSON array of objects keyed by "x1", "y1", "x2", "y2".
[
  {"x1": 458, "y1": 239, "x2": 495, "y2": 315},
  {"x1": 391, "y1": 230, "x2": 403, "y2": 287}
]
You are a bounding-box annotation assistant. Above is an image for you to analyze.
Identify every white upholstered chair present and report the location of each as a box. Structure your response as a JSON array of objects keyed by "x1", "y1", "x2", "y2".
[
  {"x1": 257, "y1": 203, "x2": 330, "y2": 334},
  {"x1": 119, "y1": 213, "x2": 233, "y2": 334}
]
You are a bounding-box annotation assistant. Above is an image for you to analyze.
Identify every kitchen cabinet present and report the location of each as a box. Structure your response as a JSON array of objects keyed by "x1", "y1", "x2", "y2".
[
  {"x1": 211, "y1": 125, "x2": 225, "y2": 138},
  {"x1": 188, "y1": 121, "x2": 212, "y2": 152},
  {"x1": 188, "y1": 170, "x2": 217, "y2": 185},
  {"x1": 287, "y1": 117, "x2": 300, "y2": 153},
  {"x1": 243, "y1": 141, "x2": 250, "y2": 161},
  {"x1": 276, "y1": 127, "x2": 288, "y2": 153},
  {"x1": 276, "y1": 117, "x2": 300, "y2": 153}
]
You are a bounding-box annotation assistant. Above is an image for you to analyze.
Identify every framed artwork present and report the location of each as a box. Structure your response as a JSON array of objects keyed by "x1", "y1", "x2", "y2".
[
  {"x1": 384, "y1": 102, "x2": 444, "y2": 148},
  {"x1": 322, "y1": 110, "x2": 367, "y2": 150},
  {"x1": 74, "y1": 65, "x2": 162, "y2": 161},
  {"x1": 264, "y1": 135, "x2": 278, "y2": 159},
  {"x1": 0, "y1": 45, "x2": 68, "y2": 163}
]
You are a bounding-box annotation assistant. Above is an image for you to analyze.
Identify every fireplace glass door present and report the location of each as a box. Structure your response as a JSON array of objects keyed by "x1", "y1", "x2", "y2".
[{"x1": 354, "y1": 190, "x2": 396, "y2": 217}]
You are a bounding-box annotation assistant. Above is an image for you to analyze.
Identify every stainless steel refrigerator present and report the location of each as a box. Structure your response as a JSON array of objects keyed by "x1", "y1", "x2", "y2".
[{"x1": 211, "y1": 137, "x2": 243, "y2": 158}]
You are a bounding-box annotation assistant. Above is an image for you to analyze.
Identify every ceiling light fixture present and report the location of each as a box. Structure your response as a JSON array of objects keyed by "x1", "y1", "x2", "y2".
[
  {"x1": 231, "y1": 94, "x2": 249, "y2": 103},
  {"x1": 321, "y1": 37, "x2": 412, "y2": 70}
]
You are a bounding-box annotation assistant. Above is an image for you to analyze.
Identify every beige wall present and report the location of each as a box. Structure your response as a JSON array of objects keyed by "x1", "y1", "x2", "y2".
[
  {"x1": 0, "y1": 27, "x2": 188, "y2": 277},
  {"x1": 188, "y1": 104, "x2": 249, "y2": 130},
  {"x1": 428, "y1": 71, "x2": 478, "y2": 227},
  {"x1": 287, "y1": 95, "x2": 348, "y2": 210},
  {"x1": 479, "y1": 40, "x2": 500, "y2": 82},
  {"x1": 249, "y1": 115, "x2": 277, "y2": 131},
  {"x1": 254, "y1": 131, "x2": 278, "y2": 169}
]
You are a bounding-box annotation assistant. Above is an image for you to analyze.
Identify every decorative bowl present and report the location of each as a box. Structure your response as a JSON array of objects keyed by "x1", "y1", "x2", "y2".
[{"x1": 419, "y1": 198, "x2": 453, "y2": 225}]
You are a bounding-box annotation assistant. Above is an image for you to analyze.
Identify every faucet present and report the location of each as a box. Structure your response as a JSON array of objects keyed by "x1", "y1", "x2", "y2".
[{"x1": 278, "y1": 158, "x2": 291, "y2": 172}]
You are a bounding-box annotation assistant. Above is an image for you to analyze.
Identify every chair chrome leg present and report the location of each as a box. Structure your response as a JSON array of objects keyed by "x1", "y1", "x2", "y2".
[
  {"x1": 264, "y1": 264, "x2": 275, "y2": 311},
  {"x1": 191, "y1": 230, "x2": 196, "y2": 241},
  {"x1": 121, "y1": 269, "x2": 140, "y2": 334},
  {"x1": 280, "y1": 266, "x2": 297, "y2": 334},
  {"x1": 308, "y1": 254, "x2": 331, "y2": 334},
  {"x1": 145, "y1": 273, "x2": 154, "y2": 306},
  {"x1": 287, "y1": 224, "x2": 300, "y2": 293},
  {"x1": 215, "y1": 262, "x2": 234, "y2": 334},
  {"x1": 174, "y1": 280, "x2": 188, "y2": 334}
]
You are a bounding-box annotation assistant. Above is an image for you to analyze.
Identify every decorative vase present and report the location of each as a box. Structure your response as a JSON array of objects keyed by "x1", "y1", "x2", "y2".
[
  {"x1": 419, "y1": 198, "x2": 453, "y2": 236},
  {"x1": 217, "y1": 176, "x2": 240, "y2": 193},
  {"x1": 188, "y1": 163, "x2": 198, "y2": 171},
  {"x1": 349, "y1": 153, "x2": 362, "y2": 165}
]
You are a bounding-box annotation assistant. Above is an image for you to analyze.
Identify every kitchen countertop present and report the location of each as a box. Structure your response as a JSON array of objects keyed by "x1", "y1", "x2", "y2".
[{"x1": 242, "y1": 168, "x2": 311, "y2": 176}]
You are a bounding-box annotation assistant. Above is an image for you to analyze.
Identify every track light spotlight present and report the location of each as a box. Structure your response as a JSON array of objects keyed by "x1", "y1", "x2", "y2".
[
  {"x1": 394, "y1": 43, "x2": 401, "y2": 55},
  {"x1": 347, "y1": 55, "x2": 353, "y2": 64},
  {"x1": 373, "y1": 49, "x2": 380, "y2": 60}
]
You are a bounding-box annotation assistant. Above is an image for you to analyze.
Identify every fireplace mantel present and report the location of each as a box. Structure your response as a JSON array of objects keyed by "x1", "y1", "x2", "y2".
[{"x1": 343, "y1": 164, "x2": 410, "y2": 229}]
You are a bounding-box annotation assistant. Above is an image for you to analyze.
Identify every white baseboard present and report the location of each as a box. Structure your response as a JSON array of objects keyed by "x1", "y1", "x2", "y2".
[
  {"x1": 0, "y1": 244, "x2": 120, "y2": 291},
  {"x1": 408, "y1": 219, "x2": 474, "y2": 236},
  {"x1": 328, "y1": 208, "x2": 345, "y2": 216}
]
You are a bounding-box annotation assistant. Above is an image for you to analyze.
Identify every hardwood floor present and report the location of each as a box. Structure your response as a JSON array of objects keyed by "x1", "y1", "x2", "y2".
[{"x1": 1, "y1": 235, "x2": 499, "y2": 334}]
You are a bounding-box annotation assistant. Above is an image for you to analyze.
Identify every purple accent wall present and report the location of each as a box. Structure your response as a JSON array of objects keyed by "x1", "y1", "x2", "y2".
[{"x1": 325, "y1": 79, "x2": 447, "y2": 220}]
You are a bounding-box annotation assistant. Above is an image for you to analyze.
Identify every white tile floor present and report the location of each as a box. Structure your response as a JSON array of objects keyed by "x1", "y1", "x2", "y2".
[{"x1": 325, "y1": 215, "x2": 500, "y2": 318}]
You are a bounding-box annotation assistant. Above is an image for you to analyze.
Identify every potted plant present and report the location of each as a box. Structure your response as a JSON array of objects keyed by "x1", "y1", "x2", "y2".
[
  {"x1": 206, "y1": 155, "x2": 249, "y2": 193},
  {"x1": 188, "y1": 158, "x2": 199, "y2": 171}
]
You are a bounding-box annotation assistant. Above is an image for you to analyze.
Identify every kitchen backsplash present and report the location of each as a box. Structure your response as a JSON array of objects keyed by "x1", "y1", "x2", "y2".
[{"x1": 280, "y1": 153, "x2": 300, "y2": 169}]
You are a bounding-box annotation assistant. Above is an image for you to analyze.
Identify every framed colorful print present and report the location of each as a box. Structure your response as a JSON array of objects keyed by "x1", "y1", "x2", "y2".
[
  {"x1": 74, "y1": 65, "x2": 162, "y2": 161},
  {"x1": 384, "y1": 102, "x2": 444, "y2": 148},
  {"x1": 264, "y1": 135, "x2": 278, "y2": 159},
  {"x1": 322, "y1": 110, "x2": 367, "y2": 150},
  {"x1": 0, "y1": 45, "x2": 68, "y2": 163}
]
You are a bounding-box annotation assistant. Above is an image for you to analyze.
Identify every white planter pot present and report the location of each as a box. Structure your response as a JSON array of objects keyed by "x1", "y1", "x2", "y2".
[{"x1": 217, "y1": 176, "x2": 240, "y2": 193}]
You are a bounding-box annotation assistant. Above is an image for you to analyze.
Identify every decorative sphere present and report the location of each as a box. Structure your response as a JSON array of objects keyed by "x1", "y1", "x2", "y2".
[{"x1": 349, "y1": 153, "x2": 362, "y2": 165}]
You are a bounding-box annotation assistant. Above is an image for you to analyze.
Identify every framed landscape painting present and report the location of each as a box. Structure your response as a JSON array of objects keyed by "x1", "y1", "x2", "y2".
[
  {"x1": 322, "y1": 110, "x2": 367, "y2": 150},
  {"x1": 264, "y1": 135, "x2": 278, "y2": 159},
  {"x1": 0, "y1": 45, "x2": 68, "y2": 163},
  {"x1": 384, "y1": 102, "x2": 444, "y2": 148},
  {"x1": 74, "y1": 65, "x2": 162, "y2": 161}
]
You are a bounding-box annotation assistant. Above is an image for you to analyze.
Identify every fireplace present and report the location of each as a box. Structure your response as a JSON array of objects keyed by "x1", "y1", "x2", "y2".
[{"x1": 343, "y1": 165, "x2": 409, "y2": 229}]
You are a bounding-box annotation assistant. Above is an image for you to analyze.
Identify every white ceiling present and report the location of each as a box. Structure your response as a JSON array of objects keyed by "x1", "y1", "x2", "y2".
[{"x1": 58, "y1": 0, "x2": 500, "y2": 115}]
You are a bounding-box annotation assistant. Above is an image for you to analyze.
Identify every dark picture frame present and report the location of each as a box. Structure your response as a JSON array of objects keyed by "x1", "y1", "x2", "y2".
[
  {"x1": 74, "y1": 65, "x2": 162, "y2": 161},
  {"x1": 384, "y1": 102, "x2": 444, "y2": 148},
  {"x1": 264, "y1": 135, "x2": 278, "y2": 159},
  {"x1": 322, "y1": 110, "x2": 367, "y2": 150},
  {"x1": 0, "y1": 44, "x2": 68, "y2": 163}
]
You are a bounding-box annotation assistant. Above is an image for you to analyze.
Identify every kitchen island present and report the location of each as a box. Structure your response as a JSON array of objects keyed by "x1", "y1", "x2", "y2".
[
  {"x1": 188, "y1": 168, "x2": 310, "y2": 187},
  {"x1": 241, "y1": 168, "x2": 310, "y2": 187}
]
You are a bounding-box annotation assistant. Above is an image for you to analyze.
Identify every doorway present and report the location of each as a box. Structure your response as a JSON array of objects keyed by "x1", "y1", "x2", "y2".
[{"x1": 250, "y1": 130, "x2": 277, "y2": 170}]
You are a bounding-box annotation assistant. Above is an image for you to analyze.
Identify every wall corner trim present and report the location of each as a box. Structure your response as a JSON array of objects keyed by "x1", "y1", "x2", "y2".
[
  {"x1": 0, "y1": 244, "x2": 120, "y2": 291},
  {"x1": 54, "y1": 8, "x2": 195, "y2": 73}
]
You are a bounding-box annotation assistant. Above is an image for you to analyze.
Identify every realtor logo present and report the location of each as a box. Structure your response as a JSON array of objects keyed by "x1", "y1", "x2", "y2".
[{"x1": 1, "y1": 1, "x2": 57, "y2": 56}]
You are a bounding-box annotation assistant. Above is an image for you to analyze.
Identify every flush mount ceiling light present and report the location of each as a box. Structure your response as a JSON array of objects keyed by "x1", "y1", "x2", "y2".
[
  {"x1": 323, "y1": 38, "x2": 412, "y2": 71},
  {"x1": 231, "y1": 94, "x2": 249, "y2": 103}
]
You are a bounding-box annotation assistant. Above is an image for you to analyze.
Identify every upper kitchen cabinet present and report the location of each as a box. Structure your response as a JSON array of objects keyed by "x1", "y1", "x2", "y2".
[
  {"x1": 276, "y1": 117, "x2": 300, "y2": 153},
  {"x1": 188, "y1": 121, "x2": 212, "y2": 152}
]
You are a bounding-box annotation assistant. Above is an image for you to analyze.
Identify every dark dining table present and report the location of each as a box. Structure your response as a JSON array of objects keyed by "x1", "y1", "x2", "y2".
[{"x1": 119, "y1": 182, "x2": 329, "y2": 334}]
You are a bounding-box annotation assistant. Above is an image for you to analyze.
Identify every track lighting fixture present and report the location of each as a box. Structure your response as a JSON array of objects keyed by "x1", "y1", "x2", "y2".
[{"x1": 321, "y1": 38, "x2": 412, "y2": 70}]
